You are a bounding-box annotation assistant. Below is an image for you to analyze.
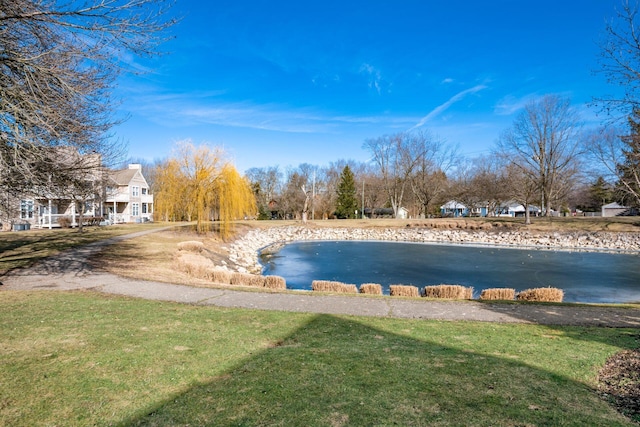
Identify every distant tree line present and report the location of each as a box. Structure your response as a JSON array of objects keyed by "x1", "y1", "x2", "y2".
[{"x1": 241, "y1": 92, "x2": 640, "y2": 222}]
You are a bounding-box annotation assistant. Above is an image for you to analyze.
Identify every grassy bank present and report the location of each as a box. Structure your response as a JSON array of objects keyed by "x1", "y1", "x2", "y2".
[
  {"x1": 0, "y1": 291, "x2": 637, "y2": 426},
  {"x1": 0, "y1": 223, "x2": 171, "y2": 274}
]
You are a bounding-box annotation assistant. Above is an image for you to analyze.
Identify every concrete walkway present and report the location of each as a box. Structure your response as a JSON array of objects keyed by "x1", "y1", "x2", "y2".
[{"x1": 2, "y1": 228, "x2": 640, "y2": 327}]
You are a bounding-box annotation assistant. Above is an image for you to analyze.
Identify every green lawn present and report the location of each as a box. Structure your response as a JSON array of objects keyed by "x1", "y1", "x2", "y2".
[{"x1": 0, "y1": 291, "x2": 636, "y2": 426}]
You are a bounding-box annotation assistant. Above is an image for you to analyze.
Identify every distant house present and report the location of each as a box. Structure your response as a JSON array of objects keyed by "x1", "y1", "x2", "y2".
[
  {"x1": 105, "y1": 164, "x2": 154, "y2": 223},
  {"x1": 496, "y1": 201, "x2": 541, "y2": 218},
  {"x1": 440, "y1": 200, "x2": 466, "y2": 217},
  {"x1": 440, "y1": 201, "x2": 488, "y2": 217},
  {"x1": 363, "y1": 207, "x2": 409, "y2": 219},
  {"x1": 267, "y1": 199, "x2": 280, "y2": 219},
  {"x1": 601, "y1": 202, "x2": 635, "y2": 217}
]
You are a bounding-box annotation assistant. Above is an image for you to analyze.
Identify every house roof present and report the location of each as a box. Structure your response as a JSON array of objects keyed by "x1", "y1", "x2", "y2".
[
  {"x1": 110, "y1": 168, "x2": 139, "y2": 185},
  {"x1": 602, "y1": 202, "x2": 627, "y2": 209},
  {"x1": 441, "y1": 200, "x2": 466, "y2": 209}
]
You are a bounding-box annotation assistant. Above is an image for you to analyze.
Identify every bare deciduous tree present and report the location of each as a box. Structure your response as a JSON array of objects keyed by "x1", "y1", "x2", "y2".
[
  {"x1": 0, "y1": 0, "x2": 175, "y2": 197},
  {"x1": 586, "y1": 122, "x2": 640, "y2": 207},
  {"x1": 245, "y1": 166, "x2": 282, "y2": 219},
  {"x1": 595, "y1": 0, "x2": 640, "y2": 118},
  {"x1": 498, "y1": 95, "x2": 583, "y2": 216},
  {"x1": 408, "y1": 132, "x2": 457, "y2": 217},
  {"x1": 364, "y1": 132, "x2": 432, "y2": 218}
]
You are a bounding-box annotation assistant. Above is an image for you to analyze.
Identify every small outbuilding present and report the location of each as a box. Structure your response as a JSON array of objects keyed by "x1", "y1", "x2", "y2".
[{"x1": 601, "y1": 202, "x2": 632, "y2": 217}]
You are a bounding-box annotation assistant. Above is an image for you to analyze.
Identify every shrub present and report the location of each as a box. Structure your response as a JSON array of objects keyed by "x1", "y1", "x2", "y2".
[
  {"x1": 311, "y1": 280, "x2": 358, "y2": 293},
  {"x1": 359, "y1": 283, "x2": 382, "y2": 295},
  {"x1": 177, "y1": 241, "x2": 204, "y2": 253},
  {"x1": 264, "y1": 275, "x2": 287, "y2": 290},
  {"x1": 389, "y1": 284, "x2": 420, "y2": 297},
  {"x1": 58, "y1": 216, "x2": 72, "y2": 228},
  {"x1": 516, "y1": 287, "x2": 564, "y2": 302},
  {"x1": 479, "y1": 288, "x2": 516, "y2": 301},
  {"x1": 423, "y1": 284, "x2": 473, "y2": 299}
]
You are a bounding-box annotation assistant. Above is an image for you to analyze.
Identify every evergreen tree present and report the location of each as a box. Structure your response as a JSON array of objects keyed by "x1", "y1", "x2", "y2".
[
  {"x1": 335, "y1": 165, "x2": 358, "y2": 219},
  {"x1": 587, "y1": 177, "x2": 614, "y2": 211}
]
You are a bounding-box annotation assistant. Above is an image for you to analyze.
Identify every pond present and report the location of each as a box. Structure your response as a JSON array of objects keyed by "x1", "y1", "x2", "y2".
[{"x1": 260, "y1": 241, "x2": 640, "y2": 303}]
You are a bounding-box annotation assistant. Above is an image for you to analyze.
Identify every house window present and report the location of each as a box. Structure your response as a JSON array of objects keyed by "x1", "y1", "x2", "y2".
[
  {"x1": 132, "y1": 203, "x2": 139, "y2": 216},
  {"x1": 132, "y1": 186, "x2": 139, "y2": 197},
  {"x1": 142, "y1": 203, "x2": 147, "y2": 214},
  {"x1": 20, "y1": 200, "x2": 34, "y2": 219},
  {"x1": 142, "y1": 188, "x2": 147, "y2": 195}
]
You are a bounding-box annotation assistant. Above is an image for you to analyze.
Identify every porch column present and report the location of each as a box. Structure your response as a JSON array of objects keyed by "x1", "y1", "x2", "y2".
[
  {"x1": 48, "y1": 199, "x2": 52, "y2": 230},
  {"x1": 71, "y1": 202, "x2": 77, "y2": 227}
]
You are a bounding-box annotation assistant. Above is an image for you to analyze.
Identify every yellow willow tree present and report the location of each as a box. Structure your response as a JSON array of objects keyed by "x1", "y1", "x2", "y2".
[
  {"x1": 214, "y1": 164, "x2": 257, "y2": 236},
  {"x1": 155, "y1": 141, "x2": 256, "y2": 236},
  {"x1": 154, "y1": 159, "x2": 191, "y2": 221}
]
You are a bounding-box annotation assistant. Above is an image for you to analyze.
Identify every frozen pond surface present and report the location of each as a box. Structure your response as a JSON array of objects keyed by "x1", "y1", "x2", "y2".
[{"x1": 260, "y1": 240, "x2": 640, "y2": 303}]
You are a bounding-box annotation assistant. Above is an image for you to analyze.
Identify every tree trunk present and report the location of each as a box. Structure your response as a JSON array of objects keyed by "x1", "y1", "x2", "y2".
[{"x1": 76, "y1": 201, "x2": 85, "y2": 233}]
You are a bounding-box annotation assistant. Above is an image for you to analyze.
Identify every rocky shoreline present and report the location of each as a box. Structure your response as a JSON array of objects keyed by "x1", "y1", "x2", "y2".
[{"x1": 227, "y1": 225, "x2": 640, "y2": 274}]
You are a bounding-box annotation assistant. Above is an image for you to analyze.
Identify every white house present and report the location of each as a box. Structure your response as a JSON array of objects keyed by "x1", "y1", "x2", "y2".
[
  {"x1": 496, "y1": 201, "x2": 542, "y2": 217},
  {"x1": 4, "y1": 163, "x2": 153, "y2": 230},
  {"x1": 105, "y1": 164, "x2": 154, "y2": 223}
]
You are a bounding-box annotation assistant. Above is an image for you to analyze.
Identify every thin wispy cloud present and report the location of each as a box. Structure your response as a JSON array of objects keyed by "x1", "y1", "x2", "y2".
[
  {"x1": 359, "y1": 63, "x2": 384, "y2": 95},
  {"x1": 493, "y1": 91, "x2": 574, "y2": 116},
  {"x1": 409, "y1": 84, "x2": 487, "y2": 131},
  {"x1": 129, "y1": 90, "x2": 412, "y2": 134},
  {"x1": 493, "y1": 94, "x2": 536, "y2": 116}
]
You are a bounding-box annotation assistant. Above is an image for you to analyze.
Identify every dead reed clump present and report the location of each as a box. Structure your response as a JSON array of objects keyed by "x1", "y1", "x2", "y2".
[
  {"x1": 175, "y1": 252, "x2": 215, "y2": 280},
  {"x1": 516, "y1": 287, "x2": 564, "y2": 303},
  {"x1": 177, "y1": 241, "x2": 204, "y2": 253},
  {"x1": 208, "y1": 269, "x2": 232, "y2": 284},
  {"x1": 389, "y1": 284, "x2": 420, "y2": 297},
  {"x1": 479, "y1": 288, "x2": 516, "y2": 301},
  {"x1": 422, "y1": 284, "x2": 473, "y2": 299},
  {"x1": 264, "y1": 275, "x2": 287, "y2": 290},
  {"x1": 359, "y1": 283, "x2": 382, "y2": 295},
  {"x1": 312, "y1": 280, "x2": 358, "y2": 293},
  {"x1": 230, "y1": 272, "x2": 265, "y2": 287},
  {"x1": 176, "y1": 260, "x2": 207, "y2": 278}
]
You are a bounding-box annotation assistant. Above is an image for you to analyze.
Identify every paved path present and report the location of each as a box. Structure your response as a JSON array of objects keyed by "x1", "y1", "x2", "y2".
[{"x1": 2, "y1": 228, "x2": 640, "y2": 327}]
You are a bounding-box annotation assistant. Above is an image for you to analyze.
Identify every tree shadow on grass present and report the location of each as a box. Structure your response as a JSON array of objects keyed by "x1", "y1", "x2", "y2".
[
  {"x1": 477, "y1": 300, "x2": 640, "y2": 328},
  {"x1": 119, "y1": 314, "x2": 636, "y2": 427}
]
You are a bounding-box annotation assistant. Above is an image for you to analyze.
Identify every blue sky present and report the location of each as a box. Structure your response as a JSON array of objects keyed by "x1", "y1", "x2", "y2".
[{"x1": 113, "y1": 0, "x2": 624, "y2": 173}]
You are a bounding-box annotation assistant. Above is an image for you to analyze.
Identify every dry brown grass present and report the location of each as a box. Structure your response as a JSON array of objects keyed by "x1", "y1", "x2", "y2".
[
  {"x1": 311, "y1": 280, "x2": 358, "y2": 293},
  {"x1": 264, "y1": 275, "x2": 287, "y2": 290},
  {"x1": 389, "y1": 284, "x2": 420, "y2": 297},
  {"x1": 359, "y1": 283, "x2": 382, "y2": 295},
  {"x1": 479, "y1": 288, "x2": 516, "y2": 301},
  {"x1": 177, "y1": 240, "x2": 204, "y2": 253},
  {"x1": 422, "y1": 284, "x2": 473, "y2": 299},
  {"x1": 235, "y1": 217, "x2": 640, "y2": 233},
  {"x1": 516, "y1": 287, "x2": 564, "y2": 302}
]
